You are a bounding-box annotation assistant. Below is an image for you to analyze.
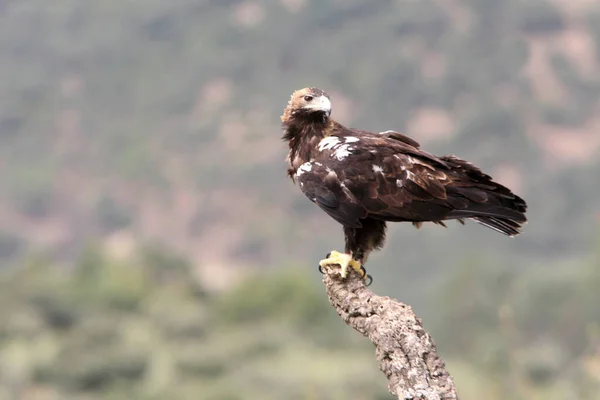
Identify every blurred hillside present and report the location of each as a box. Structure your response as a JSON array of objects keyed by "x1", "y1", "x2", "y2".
[
  {"x1": 1, "y1": 0, "x2": 600, "y2": 292},
  {"x1": 1, "y1": 1, "x2": 600, "y2": 399}
]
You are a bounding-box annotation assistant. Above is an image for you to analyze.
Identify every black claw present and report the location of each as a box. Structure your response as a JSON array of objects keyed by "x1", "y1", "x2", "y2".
[
  {"x1": 357, "y1": 265, "x2": 373, "y2": 286},
  {"x1": 320, "y1": 252, "x2": 332, "y2": 273}
]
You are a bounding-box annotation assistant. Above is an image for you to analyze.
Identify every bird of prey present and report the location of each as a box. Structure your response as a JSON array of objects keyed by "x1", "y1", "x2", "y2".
[{"x1": 281, "y1": 87, "x2": 527, "y2": 284}]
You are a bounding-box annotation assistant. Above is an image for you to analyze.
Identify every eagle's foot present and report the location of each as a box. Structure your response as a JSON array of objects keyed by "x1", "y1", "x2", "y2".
[{"x1": 319, "y1": 251, "x2": 372, "y2": 285}]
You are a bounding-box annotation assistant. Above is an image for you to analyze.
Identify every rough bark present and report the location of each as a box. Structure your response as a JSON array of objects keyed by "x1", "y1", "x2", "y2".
[{"x1": 320, "y1": 263, "x2": 459, "y2": 400}]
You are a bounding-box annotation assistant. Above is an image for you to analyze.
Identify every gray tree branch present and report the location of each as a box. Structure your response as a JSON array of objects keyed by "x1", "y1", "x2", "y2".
[{"x1": 320, "y1": 264, "x2": 459, "y2": 400}]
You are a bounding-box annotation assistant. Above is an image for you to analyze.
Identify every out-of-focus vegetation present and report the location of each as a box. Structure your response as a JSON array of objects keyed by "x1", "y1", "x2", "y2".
[
  {"x1": 1, "y1": 245, "x2": 599, "y2": 399},
  {"x1": 0, "y1": 0, "x2": 599, "y2": 285},
  {"x1": 0, "y1": 247, "x2": 390, "y2": 400},
  {"x1": 2, "y1": 0, "x2": 600, "y2": 399}
]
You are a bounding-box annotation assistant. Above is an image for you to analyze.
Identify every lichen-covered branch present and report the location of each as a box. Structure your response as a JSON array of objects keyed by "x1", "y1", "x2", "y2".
[{"x1": 321, "y1": 264, "x2": 459, "y2": 400}]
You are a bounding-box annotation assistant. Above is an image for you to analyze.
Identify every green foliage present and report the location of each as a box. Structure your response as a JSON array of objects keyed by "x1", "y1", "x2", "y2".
[
  {"x1": 215, "y1": 270, "x2": 329, "y2": 326},
  {"x1": 435, "y1": 248, "x2": 600, "y2": 399},
  {"x1": 1, "y1": 244, "x2": 600, "y2": 399},
  {"x1": 0, "y1": 248, "x2": 390, "y2": 399}
]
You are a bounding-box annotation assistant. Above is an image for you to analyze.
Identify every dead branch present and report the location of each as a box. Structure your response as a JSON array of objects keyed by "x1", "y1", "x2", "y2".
[{"x1": 320, "y1": 264, "x2": 459, "y2": 400}]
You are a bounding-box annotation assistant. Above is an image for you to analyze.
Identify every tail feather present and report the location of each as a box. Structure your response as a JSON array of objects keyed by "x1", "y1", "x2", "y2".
[
  {"x1": 470, "y1": 216, "x2": 523, "y2": 237},
  {"x1": 447, "y1": 206, "x2": 526, "y2": 236},
  {"x1": 441, "y1": 155, "x2": 528, "y2": 236}
]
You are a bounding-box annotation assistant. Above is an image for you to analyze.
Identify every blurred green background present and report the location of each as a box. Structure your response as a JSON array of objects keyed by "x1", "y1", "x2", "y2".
[{"x1": 1, "y1": 0, "x2": 600, "y2": 399}]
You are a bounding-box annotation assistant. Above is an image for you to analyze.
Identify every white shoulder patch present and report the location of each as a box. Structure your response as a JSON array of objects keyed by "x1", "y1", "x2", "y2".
[
  {"x1": 318, "y1": 136, "x2": 340, "y2": 151},
  {"x1": 318, "y1": 136, "x2": 355, "y2": 160},
  {"x1": 296, "y1": 162, "x2": 313, "y2": 177},
  {"x1": 372, "y1": 165, "x2": 384, "y2": 173},
  {"x1": 334, "y1": 144, "x2": 352, "y2": 160}
]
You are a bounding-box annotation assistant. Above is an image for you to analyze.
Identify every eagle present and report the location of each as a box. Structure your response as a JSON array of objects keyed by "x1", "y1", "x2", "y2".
[{"x1": 281, "y1": 87, "x2": 527, "y2": 284}]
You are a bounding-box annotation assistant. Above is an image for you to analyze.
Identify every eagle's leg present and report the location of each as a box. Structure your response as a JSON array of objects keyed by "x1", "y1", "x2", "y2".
[
  {"x1": 318, "y1": 220, "x2": 386, "y2": 284},
  {"x1": 343, "y1": 219, "x2": 387, "y2": 283}
]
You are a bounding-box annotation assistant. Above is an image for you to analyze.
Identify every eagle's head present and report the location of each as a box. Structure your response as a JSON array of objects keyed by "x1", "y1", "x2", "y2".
[{"x1": 281, "y1": 87, "x2": 332, "y2": 126}]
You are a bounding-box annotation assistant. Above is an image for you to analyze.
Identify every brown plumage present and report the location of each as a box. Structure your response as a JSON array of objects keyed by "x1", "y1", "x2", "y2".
[{"x1": 281, "y1": 87, "x2": 527, "y2": 281}]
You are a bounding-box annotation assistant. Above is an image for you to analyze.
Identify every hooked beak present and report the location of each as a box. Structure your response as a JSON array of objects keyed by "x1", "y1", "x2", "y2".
[{"x1": 303, "y1": 95, "x2": 332, "y2": 116}]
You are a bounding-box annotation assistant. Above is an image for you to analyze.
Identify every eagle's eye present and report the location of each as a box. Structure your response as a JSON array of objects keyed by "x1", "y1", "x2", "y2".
[{"x1": 303, "y1": 95, "x2": 314, "y2": 102}]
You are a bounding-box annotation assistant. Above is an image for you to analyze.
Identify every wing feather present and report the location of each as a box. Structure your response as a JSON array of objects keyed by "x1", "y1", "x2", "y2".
[
  {"x1": 301, "y1": 131, "x2": 527, "y2": 235},
  {"x1": 296, "y1": 162, "x2": 366, "y2": 228}
]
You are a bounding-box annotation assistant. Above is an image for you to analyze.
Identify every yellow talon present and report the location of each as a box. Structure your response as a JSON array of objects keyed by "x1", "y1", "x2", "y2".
[{"x1": 319, "y1": 250, "x2": 364, "y2": 279}]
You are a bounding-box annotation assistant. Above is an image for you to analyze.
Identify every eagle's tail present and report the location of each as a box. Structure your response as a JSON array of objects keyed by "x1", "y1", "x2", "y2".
[
  {"x1": 442, "y1": 156, "x2": 528, "y2": 237},
  {"x1": 446, "y1": 202, "x2": 527, "y2": 236},
  {"x1": 470, "y1": 216, "x2": 523, "y2": 236}
]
